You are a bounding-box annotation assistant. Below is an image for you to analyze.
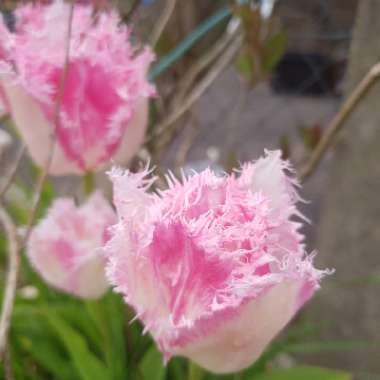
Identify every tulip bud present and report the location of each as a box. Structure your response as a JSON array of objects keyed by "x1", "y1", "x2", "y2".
[
  {"x1": 0, "y1": 1, "x2": 154, "y2": 175},
  {"x1": 105, "y1": 151, "x2": 329, "y2": 373},
  {"x1": 28, "y1": 192, "x2": 115, "y2": 299}
]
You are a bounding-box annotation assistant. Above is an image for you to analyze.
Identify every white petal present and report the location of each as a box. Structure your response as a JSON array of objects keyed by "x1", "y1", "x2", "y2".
[
  {"x1": 0, "y1": 73, "x2": 81, "y2": 175},
  {"x1": 175, "y1": 280, "x2": 300, "y2": 374},
  {"x1": 113, "y1": 97, "x2": 149, "y2": 165}
]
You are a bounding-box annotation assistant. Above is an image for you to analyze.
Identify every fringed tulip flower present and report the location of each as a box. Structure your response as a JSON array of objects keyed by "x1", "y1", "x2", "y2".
[
  {"x1": 0, "y1": 1, "x2": 154, "y2": 175},
  {"x1": 28, "y1": 192, "x2": 115, "y2": 299},
  {"x1": 105, "y1": 151, "x2": 329, "y2": 373}
]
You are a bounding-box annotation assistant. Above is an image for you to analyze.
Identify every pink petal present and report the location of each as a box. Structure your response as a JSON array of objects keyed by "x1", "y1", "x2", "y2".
[
  {"x1": 0, "y1": 73, "x2": 81, "y2": 175},
  {"x1": 28, "y1": 192, "x2": 115, "y2": 299},
  {"x1": 105, "y1": 152, "x2": 329, "y2": 372},
  {"x1": 0, "y1": 1, "x2": 155, "y2": 174},
  {"x1": 174, "y1": 280, "x2": 301, "y2": 373},
  {"x1": 112, "y1": 98, "x2": 149, "y2": 166}
]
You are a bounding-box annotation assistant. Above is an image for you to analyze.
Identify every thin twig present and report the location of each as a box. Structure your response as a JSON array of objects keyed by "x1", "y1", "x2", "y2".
[
  {"x1": 149, "y1": 0, "x2": 177, "y2": 47},
  {"x1": 0, "y1": 144, "x2": 25, "y2": 200},
  {"x1": 151, "y1": 27, "x2": 237, "y2": 123},
  {"x1": 22, "y1": 3, "x2": 75, "y2": 246},
  {"x1": 0, "y1": 206, "x2": 19, "y2": 362},
  {"x1": 152, "y1": 27, "x2": 241, "y2": 155},
  {"x1": 299, "y1": 62, "x2": 380, "y2": 182},
  {"x1": 175, "y1": 26, "x2": 241, "y2": 103},
  {"x1": 174, "y1": 112, "x2": 199, "y2": 173},
  {"x1": 146, "y1": 33, "x2": 243, "y2": 145}
]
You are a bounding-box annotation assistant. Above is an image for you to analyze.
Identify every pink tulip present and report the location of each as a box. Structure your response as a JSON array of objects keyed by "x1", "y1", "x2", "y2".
[
  {"x1": 105, "y1": 151, "x2": 329, "y2": 373},
  {"x1": 28, "y1": 192, "x2": 115, "y2": 299},
  {"x1": 0, "y1": 1, "x2": 154, "y2": 175}
]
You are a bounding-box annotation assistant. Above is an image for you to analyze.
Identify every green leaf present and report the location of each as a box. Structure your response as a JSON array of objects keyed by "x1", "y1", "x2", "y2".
[
  {"x1": 140, "y1": 346, "x2": 166, "y2": 380},
  {"x1": 262, "y1": 32, "x2": 287, "y2": 73},
  {"x1": 58, "y1": 302, "x2": 104, "y2": 352},
  {"x1": 18, "y1": 338, "x2": 78, "y2": 380},
  {"x1": 86, "y1": 294, "x2": 129, "y2": 380},
  {"x1": 11, "y1": 311, "x2": 70, "y2": 380},
  {"x1": 167, "y1": 358, "x2": 187, "y2": 380},
  {"x1": 252, "y1": 366, "x2": 352, "y2": 380},
  {"x1": 187, "y1": 362, "x2": 204, "y2": 380},
  {"x1": 235, "y1": 49, "x2": 256, "y2": 82},
  {"x1": 47, "y1": 314, "x2": 110, "y2": 380},
  {"x1": 104, "y1": 294, "x2": 129, "y2": 380}
]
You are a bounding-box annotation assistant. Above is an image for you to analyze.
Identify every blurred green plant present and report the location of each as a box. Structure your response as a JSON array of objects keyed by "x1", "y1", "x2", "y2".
[{"x1": 234, "y1": 4, "x2": 287, "y2": 86}]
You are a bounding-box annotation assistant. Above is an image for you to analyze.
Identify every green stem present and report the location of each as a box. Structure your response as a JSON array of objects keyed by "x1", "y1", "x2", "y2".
[
  {"x1": 85, "y1": 299, "x2": 108, "y2": 342},
  {"x1": 85, "y1": 300, "x2": 114, "y2": 366},
  {"x1": 82, "y1": 171, "x2": 95, "y2": 196},
  {"x1": 188, "y1": 362, "x2": 203, "y2": 380}
]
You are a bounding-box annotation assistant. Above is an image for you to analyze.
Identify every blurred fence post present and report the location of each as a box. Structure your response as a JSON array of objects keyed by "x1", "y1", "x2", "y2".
[{"x1": 306, "y1": 0, "x2": 380, "y2": 376}]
